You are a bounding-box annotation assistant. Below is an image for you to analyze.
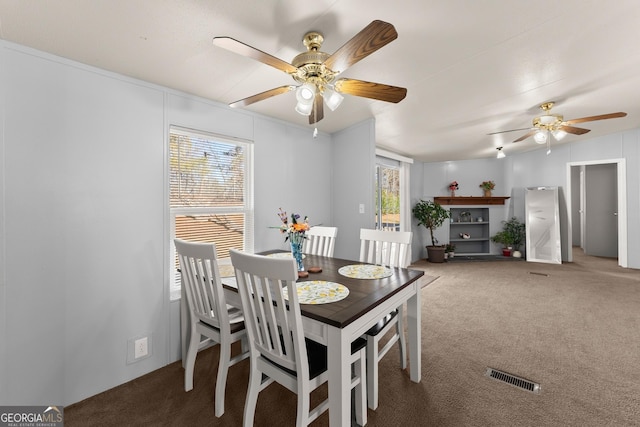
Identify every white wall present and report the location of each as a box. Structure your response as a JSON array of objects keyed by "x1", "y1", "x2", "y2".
[
  {"x1": 2, "y1": 43, "x2": 167, "y2": 406},
  {"x1": 0, "y1": 41, "x2": 356, "y2": 406},
  {"x1": 331, "y1": 119, "x2": 376, "y2": 260},
  {"x1": 253, "y1": 117, "x2": 334, "y2": 253}
]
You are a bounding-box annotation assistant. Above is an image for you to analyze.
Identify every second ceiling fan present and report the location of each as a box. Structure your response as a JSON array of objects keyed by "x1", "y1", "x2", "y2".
[
  {"x1": 490, "y1": 102, "x2": 627, "y2": 144},
  {"x1": 212, "y1": 20, "x2": 407, "y2": 125}
]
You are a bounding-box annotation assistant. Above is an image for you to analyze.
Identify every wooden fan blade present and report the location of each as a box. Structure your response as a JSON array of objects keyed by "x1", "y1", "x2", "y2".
[
  {"x1": 229, "y1": 85, "x2": 295, "y2": 108},
  {"x1": 334, "y1": 78, "x2": 407, "y2": 103},
  {"x1": 564, "y1": 112, "x2": 627, "y2": 125},
  {"x1": 559, "y1": 125, "x2": 590, "y2": 135},
  {"x1": 309, "y1": 95, "x2": 324, "y2": 125},
  {"x1": 487, "y1": 127, "x2": 532, "y2": 136},
  {"x1": 213, "y1": 36, "x2": 298, "y2": 74},
  {"x1": 513, "y1": 130, "x2": 537, "y2": 143},
  {"x1": 324, "y1": 20, "x2": 398, "y2": 73}
]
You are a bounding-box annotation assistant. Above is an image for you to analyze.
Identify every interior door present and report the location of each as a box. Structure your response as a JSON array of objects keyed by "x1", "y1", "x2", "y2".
[{"x1": 583, "y1": 163, "x2": 618, "y2": 257}]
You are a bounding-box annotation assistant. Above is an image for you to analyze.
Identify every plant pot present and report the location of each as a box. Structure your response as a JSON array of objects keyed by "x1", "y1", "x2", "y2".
[
  {"x1": 512, "y1": 250, "x2": 522, "y2": 258},
  {"x1": 502, "y1": 248, "x2": 512, "y2": 257},
  {"x1": 427, "y1": 246, "x2": 446, "y2": 263}
]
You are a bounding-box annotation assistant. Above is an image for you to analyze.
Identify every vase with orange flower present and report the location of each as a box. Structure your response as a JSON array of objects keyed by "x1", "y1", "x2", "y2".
[{"x1": 276, "y1": 208, "x2": 310, "y2": 271}]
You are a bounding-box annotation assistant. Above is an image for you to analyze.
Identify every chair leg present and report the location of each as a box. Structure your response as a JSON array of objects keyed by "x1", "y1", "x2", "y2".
[
  {"x1": 184, "y1": 324, "x2": 200, "y2": 392},
  {"x1": 215, "y1": 341, "x2": 232, "y2": 417},
  {"x1": 243, "y1": 359, "x2": 261, "y2": 427},
  {"x1": 355, "y1": 348, "x2": 367, "y2": 426},
  {"x1": 397, "y1": 305, "x2": 407, "y2": 370},
  {"x1": 240, "y1": 334, "x2": 249, "y2": 355},
  {"x1": 366, "y1": 335, "x2": 379, "y2": 410},
  {"x1": 295, "y1": 384, "x2": 311, "y2": 427}
]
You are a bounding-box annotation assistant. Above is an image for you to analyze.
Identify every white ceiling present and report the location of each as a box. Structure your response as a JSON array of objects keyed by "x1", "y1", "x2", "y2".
[{"x1": 1, "y1": 0, "x2": 639, "y2": 162}]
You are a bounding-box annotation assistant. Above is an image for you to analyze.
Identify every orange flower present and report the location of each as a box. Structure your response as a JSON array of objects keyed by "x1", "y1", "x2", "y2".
[{"x1": 292, "y1": 222, "x2": 309, "y2": 232}]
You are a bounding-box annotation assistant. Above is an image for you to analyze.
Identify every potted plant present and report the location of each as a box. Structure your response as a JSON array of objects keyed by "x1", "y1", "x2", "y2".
[
  {"x1": 413, "y1": 199, "x2": 451, "y2": 263},
  {"x1": 479, "y1": 180, "x2": 495, "y2": 197},
  {"x1": 446, "y1": 243, "x2": 456, "y2": 259},
  {"x1": 491, "y1": 231, "x2": 513, "y2": 256},
  {"x1": 491, "y1": 217, "x2": 525, "y2": 257},
  {"x1": 502, "y1": 216, "x2": 525, "y2": 257}
]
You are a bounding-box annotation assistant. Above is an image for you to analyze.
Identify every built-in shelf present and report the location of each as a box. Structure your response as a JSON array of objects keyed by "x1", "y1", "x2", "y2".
[
  {"x1": 449, "y1": 207, "x2": 490, "y2": 255},
  {"x1": 434, "y1": 196, "x2": 510, "y2": 205}
]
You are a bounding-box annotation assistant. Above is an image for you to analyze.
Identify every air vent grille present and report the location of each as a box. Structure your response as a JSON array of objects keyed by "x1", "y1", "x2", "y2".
[{"x1": 485, "y1": 368, "x2": 540, "y2": 394}]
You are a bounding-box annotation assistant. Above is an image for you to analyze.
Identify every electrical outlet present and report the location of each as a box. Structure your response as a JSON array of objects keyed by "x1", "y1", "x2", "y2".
[
  {"x1": 359, "y1": 203, "x2": 365, "y2": 214},
  {"x1": 127, "y1": 334, "x2": 152, "y2": 364},
  {"x1": 134, "y1": 337, "x2": 148, "y2": 359}
]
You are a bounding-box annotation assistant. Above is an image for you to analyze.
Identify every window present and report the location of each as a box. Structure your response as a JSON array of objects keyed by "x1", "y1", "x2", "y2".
[
  {"x1": 375, "y1": 149, "x2": 414, "y2": 262},
  {"x1": 375, "y1": 158, "x2": 400, "y2": 231},
  {"x1": 375, "y1": 150, "x2": 413, "y2": 235},
  {"x1": 169, "y1": 127, "x2": 253, "y2": 300}
]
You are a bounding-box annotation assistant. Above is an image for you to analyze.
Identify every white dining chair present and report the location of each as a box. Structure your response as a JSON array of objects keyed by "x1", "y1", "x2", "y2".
[
  {"x1": 229, "y1": 249, "x2": 368, "y2": 427},
  {"x1": 302, "y1": 226, "x2": 338, "y2": 257},
  {"x1": 174, "y1": 239, "x2": 249, "y2": 418},
  {"x1": 359, "y1": 228, "x2": 413, "y2": 410}
]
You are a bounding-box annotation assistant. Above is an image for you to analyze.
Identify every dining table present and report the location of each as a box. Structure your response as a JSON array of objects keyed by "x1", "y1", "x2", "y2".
[{"x1": 180, "y1": 251, "x2": 431, "y2": 426}]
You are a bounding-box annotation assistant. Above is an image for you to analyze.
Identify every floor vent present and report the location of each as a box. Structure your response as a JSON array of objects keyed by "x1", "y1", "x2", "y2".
[
  {"x1": 485, "y1": 368, "x2": 540, "y2": 394},
  {"x1": 529, "y1": 271, "x2": 549, "y2": 277}
]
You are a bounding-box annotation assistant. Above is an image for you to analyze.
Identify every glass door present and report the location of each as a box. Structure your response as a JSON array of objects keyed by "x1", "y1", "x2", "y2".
[{"x1": 375, "y1": 163, "x2": 400, "y2": 231}]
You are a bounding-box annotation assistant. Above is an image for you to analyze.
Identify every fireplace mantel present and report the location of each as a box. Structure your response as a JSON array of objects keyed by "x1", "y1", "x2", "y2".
[{"x1": 433, "y1": 196, "x2": 510, "y2": 206}]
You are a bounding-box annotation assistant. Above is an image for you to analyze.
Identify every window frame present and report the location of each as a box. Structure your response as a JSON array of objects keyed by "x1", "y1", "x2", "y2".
[{"x1": 168, "y1": 126, "x2": 254, "y2": 300}]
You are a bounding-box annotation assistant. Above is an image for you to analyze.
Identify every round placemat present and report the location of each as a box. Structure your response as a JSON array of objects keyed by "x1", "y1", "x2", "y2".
[
  {"x1": 218, "y1": 264, "x2": 235, "y2": 278},
  {"x1": 265, "y1": 252, "x2": 306, "y2": 259},
  {"x1": 338, "y1": 264, "x2": 393, "y2": 279},
  {"x1": 283, "y1": 281, "x2": 349, "y2": 304}
]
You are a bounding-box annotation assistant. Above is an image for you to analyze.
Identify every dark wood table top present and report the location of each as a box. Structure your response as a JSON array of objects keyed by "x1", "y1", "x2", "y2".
[{"x1": 255, "y1": 251, "x2": 425, "y2": 329}]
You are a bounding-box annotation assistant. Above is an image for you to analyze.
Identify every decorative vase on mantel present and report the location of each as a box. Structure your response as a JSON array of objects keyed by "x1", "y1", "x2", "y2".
[
  {"x1": 450, "y1": 190, "x2": 456, "y2": 197},
  {"x1": 483, "y1": 189, "x2": 492, "y2": 197}
]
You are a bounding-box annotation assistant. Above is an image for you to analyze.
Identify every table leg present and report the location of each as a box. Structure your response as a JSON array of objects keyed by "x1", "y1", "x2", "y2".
[
  {"x1": 407, "y1": 282, "x2": 421, "y2": 382},
  {"x1": 327, "y1": 326, "x2": 351, "y2": 426}
]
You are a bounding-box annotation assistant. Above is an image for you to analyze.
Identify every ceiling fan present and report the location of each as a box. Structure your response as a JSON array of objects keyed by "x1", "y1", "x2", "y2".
[
  {"x1": 212, "y1": 20, "x2": 407, "y2": 125},
  {"x1": 489, "y1": 102, "x2": 627, "y2": 145}
]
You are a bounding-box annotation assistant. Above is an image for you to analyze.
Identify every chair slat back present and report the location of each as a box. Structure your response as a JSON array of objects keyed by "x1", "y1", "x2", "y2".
[
  {"x1": 303, "y1": 226, "x2": 338, "y2": 257},
  {"x1": 175, "y1": 239, "x2": 228, "y2": 330},
  {"x1": 359, "y1": 229, "x2": 413, "y2": 268},
  {"x1": 230, "y1": 250, "x2": 308, "y2": 377}
]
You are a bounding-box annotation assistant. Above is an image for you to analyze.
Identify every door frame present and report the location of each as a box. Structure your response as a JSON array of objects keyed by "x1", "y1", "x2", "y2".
[{"x1": 565, "y1": 158, "x2": 627, "y2": 267}]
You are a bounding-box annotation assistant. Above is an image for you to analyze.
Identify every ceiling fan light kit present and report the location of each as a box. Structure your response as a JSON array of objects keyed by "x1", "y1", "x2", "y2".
[
  {"x1": 322, "y1": 86, "x2": 344, "y2": 111},
  {"x1": 490, "y1": 101, "x2": 627, "y2": 152},
  {"x1": 496, "y1": 147, "x2": 505, "y2": 159},
  {"x1": 534, "y1": 130, "x2": 548, "y2": 144},
  {"x1": 212, "y1": 20, "x2": 407, "y2": 125}
]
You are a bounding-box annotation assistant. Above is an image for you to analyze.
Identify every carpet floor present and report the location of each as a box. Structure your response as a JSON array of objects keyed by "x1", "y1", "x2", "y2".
[{"x1": 66, "y1": 249, "x2": 640, "y2": 426}]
